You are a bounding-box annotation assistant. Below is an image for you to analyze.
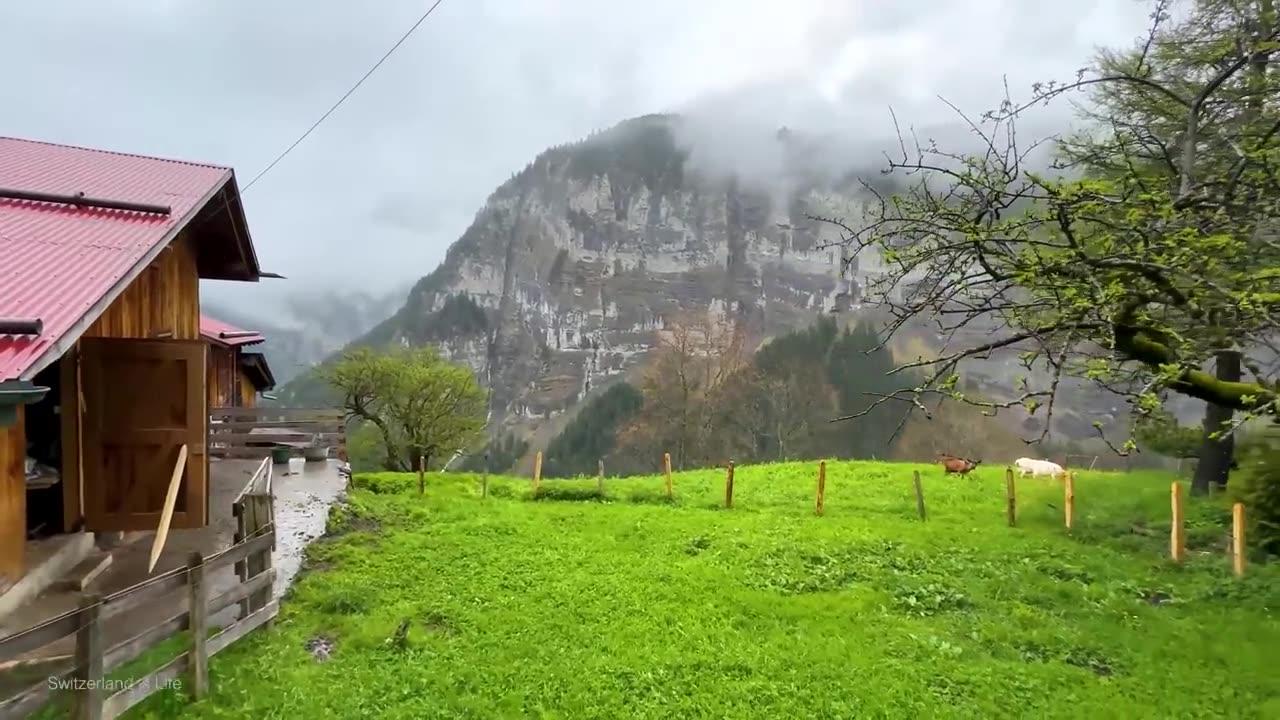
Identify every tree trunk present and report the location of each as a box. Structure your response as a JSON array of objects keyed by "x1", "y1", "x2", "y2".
[
  {"x1": 366, "y1": 416, "x2": 401, "y2": 471},
  {"x1": 1192, "y1": 351, "x2": 1241, "y2": 495}
]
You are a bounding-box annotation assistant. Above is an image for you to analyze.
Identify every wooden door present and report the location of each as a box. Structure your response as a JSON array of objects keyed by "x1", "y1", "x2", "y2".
[{"x1": 81, "y1": 339, "x2": 207, "y2": 531}]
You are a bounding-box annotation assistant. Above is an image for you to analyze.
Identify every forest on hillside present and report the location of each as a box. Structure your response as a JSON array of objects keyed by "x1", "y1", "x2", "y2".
[{"x1": 523, "y1": 316, "x2": 918, "y2": 477}]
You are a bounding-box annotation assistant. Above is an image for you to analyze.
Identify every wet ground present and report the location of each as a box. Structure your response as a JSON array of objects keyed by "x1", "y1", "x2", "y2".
[
  {"x1": 267, "y1": 458, "x2": 347, "y2": 597},
  {"x1": 0, "y1": 457, "x2": 346, "y2": 677}
]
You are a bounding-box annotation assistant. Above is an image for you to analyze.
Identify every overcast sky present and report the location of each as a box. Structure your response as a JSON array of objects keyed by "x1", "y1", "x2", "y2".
[{"x1": 0, "y1": 0, "x2": 1154, "y2": 316}]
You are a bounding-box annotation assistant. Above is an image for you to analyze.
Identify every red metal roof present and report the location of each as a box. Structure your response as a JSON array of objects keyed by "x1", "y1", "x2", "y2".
[
  {"x1": 199, "y1": 314, "x2": 265, "y2": 348},
  {"x1": 0, "y1": 136, "x2": 237, "y2": 382}
]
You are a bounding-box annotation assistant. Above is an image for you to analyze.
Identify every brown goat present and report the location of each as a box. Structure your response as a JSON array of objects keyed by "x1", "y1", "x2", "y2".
[{"x1": 941, "y1": 457, "x2": 981, "y2": 475}]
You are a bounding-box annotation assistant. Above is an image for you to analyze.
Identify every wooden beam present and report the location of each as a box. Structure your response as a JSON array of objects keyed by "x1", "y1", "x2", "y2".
[
  {"x1": 1005, "y1": 468, "x2": 1016, "y2": 527},
  {"x1": 209, "y1": 407, "x2": 343, "y2": 420},
  {"x1": 207, "y1": 531, "x2": 274, "y2": 573},
  {"x1": 148, "y1": 444, "x2": 188, "y2": 573},
  {"x1": 73, "y1": 595, "x2": 103, "y2": 720},
  {"x1": 0, "y1": 612, "x2": 80, "y2": 662},
  {"x1": 206, "y1": 601, "x2": 278, "y2": 657},
  {"x1": 815, "y1": 461, "x2": 827, "y2": 516},
  {"x1": 1233, "y1": 503, "x2": 1247, "y2": 577},
  {"x1": 187, "y1": 553, "x2": 208, "y2": 700},
  {"x1": 101, "y1": 568, "x2": 187, "y2": 620},
  {"x1": 1170, "y1": 482, "x2": 1185, "y2": 563}
]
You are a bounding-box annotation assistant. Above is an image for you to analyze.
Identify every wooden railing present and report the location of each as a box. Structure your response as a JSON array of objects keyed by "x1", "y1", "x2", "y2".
[
  {"x1": 0, "y1": 528, "x2": 278, "y2": 719},
  {"x1": 209, "y1": 406, "x2": 346, "y2": 460},
  {"x1": 232, "y1": 458, "x2": 275, "y2": 621}
]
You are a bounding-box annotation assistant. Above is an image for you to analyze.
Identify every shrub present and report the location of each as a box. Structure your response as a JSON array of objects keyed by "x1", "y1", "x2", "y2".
[{"x1": 1231, "y1": 429, "x2": 1280, "y2": 557}]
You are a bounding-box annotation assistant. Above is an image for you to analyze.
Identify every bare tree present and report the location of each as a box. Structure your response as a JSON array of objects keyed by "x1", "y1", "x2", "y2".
[{"x1": 816, "y1": 0, "x2": 1280, "y2": 493}]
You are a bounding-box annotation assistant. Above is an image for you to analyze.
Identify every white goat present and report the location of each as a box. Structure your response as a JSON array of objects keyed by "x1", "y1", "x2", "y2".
[{"x1": 1014, "y1": 457, "x2": 1065, "y2": 478}]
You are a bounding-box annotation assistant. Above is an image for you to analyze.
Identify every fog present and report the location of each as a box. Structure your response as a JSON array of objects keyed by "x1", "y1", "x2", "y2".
[{"x1": 0, "y1": 0, "x2": 1154, "y2": 317}]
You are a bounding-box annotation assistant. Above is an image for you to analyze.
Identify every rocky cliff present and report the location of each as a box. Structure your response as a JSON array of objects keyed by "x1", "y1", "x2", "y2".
[
  {"x1": 349, "y1": 115, "x2": 910, "y2": 437},
  {"x1": 303, "y1": 113, "x2": 1202, "y2": 457}
]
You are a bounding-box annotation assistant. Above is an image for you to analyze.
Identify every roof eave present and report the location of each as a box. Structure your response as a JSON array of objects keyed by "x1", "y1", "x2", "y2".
[
  {"x1": 239, "y1": 352, "x2": 275, "y2": 391},
  {"x1": 192, "y1": 174, "x2": 262, "y2": 283}
]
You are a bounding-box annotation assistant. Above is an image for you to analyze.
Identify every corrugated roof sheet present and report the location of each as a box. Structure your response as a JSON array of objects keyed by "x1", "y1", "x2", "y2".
[
  {"x1": 0, "y1": 136, "x2": 234, "y2": 382},
  {"x1": 199, "y1": 313, "x2": 265, "y2": 347}
]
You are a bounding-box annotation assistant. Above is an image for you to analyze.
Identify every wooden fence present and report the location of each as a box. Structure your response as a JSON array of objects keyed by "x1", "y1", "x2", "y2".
[
  {"x1": 532, "y1": 454, "x2": 1256, "y2": 577},
  {"x1": 209, "y1": 406, "x2": 346, "y2": 460},
  {"x1": 233, "y1": 458, "x2": 276, "y2": 620},
  {"x1": 0, "y1": 460, "x2": 279, "y2": 719}
]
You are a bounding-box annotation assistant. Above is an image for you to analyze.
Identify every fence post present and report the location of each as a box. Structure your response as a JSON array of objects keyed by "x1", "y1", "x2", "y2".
[
  {"x1": 815, "y1": 461, "x2": 827, "y2": 516},
  {"x1": 1170, "y1": 482, "x2": 1185, "y2": 563},
  {"x1": 187, "y1": 552, "x2": 209, "y2": 700},
  {"x1": 1232, "y1": 503, "x2": 1246, "y2": 577},
  {"x1": 1005, "y1": 468, "x2": 1016, "y2": 527},
  {"x1": 1064, "y1": 472, "x2": 1075, "y2": 532},
  {"x1": 663, "y1": 452, "x2": 673, "y2": 500},
  {"x1": 73, "y1": 594, "x2": 103, "y2": 720},
  {"x1": 597, "y1": 459, "x2": 605, "y2": 496},
  {"x1": 232, "y1": 502, "x2": 248, "y2": 620},
  {"x1": 533, "y1": 451, "x2": 543, "y2": 495},
  {"x1": 911, "y1": 468, "x2": 931, "y2": 517},
  {"x1": 418, "y1": 454, "x2": 426, "y2": 495},
  {"x1": 724, "y1": 461, "x2": 735, "y2": 509},
  {"x1": 254, "y1": 498, "x2": 276, "y2": 628}
]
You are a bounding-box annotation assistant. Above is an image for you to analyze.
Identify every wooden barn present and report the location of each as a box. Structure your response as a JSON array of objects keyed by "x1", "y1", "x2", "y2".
[
  {"x1": 0, "y1": 136, "x2": 269, "y2": 593},
  {"x1": 201, "y1": 314, "x2": 275, "y2": 409}
]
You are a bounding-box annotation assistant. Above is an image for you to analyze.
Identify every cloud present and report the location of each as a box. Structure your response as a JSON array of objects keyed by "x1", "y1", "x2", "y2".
[{"x1": 0, "y1": 0, "x2": 1155, "y2": 315}]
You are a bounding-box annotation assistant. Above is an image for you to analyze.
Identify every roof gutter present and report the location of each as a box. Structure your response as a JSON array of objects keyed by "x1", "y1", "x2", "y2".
[{"x1": 0, "y1": 380, "x2": 49, "y2": 427}]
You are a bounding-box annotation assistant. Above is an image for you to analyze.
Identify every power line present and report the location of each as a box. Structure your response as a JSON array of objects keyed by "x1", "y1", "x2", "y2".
[{"x1": 241, "y1": 0, "x2": 448, "y2": 192}]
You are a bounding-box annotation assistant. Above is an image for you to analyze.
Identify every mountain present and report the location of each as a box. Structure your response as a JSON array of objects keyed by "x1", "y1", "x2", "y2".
[
  {"x1": 285, "y1": 113, "x2": 1201, "y2": 466},
  {"x1": 320, "y1": 115, "x2": 899, "y2": 441},
  {"x1": 205, "y1": 287, "x2": 406, "y2": 387}
]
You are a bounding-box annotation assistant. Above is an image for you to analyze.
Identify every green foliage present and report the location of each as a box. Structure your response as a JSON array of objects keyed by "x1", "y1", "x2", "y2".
[
  {"x1": 457, "y1": 432, "x2": 528, "y2": 474},
  {"x1": 598, "y1": 317, "x2": 919, "y2": 471},
  {"x1": 837, "y1": 2, "x2": 1280, "y2": 440},
  {"x1": 134, "y1": 461, "x2": 1280, "y2": 719},
  {"x1": 323, "y1": 346, "x2": 486, "y2": 471},
  {"x1": 543, "y1": 382, "x2": 643, "y2": 477},
  {"x1": 566, "y1": 115, "x2": 687, "y2": 194},
  {"x1": 1231, "y1": 429, "x2": 1280, "y2": 556},
  {"x1": 344, "y1": 420, "x2": 386, "y2": 473},
  {"x1": 412, "y1": 293, "x2": 487, "y2": 342},
  {"x1": 1134, "y1": 410, "x2": 1203, "y2": 459}
]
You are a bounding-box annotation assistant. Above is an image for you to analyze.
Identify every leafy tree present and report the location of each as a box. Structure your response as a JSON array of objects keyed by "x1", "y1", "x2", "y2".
[
  {"x1": 819, "y1": 0, "x2": 1280, "y2": 494},
  {"x1": 1134, "y1": 409, "x2": 1204, "y2": 460},
  {"x1": 324, "y1": 347, "x2": 486, "y2": 480}
]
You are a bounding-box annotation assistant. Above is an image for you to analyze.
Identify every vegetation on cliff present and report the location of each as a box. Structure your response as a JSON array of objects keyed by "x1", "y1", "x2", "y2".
[{"x1": 535, "y1": 316, "x2": 918, "y2": 477}]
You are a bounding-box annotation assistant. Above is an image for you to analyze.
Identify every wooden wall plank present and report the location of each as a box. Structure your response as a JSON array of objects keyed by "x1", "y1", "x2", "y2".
[
  {"x1": 60, "y1": 347, "x2": 83, "y2": 532},
  {"x1": 84, "y1": 234, "x2": 200, "y2": 342},
  {"x1": 238, "y1": 372, "x2": 256, "y2": 408},
  {"x1": 0, "y1": 406, "x2": 26, "y2": 584}
]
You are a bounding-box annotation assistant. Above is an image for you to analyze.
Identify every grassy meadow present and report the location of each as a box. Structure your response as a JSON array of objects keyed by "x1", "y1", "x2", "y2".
[{"x1": 125, "y1": 461, "x2": 1279, "y2": 719}]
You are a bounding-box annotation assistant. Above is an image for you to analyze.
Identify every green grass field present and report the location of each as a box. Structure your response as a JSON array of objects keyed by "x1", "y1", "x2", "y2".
[{"x1": 128, "y1": 462, "x2": 1279, "y2": 719}]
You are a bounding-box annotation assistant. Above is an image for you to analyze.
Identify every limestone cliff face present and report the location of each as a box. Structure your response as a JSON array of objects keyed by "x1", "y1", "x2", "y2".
[
  {"x1": 356, "y1": 114, "x2": 1202, "y2": 450},
  {"x1": 362, "y1": 115, "x2": 895, "y2": 436}
]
